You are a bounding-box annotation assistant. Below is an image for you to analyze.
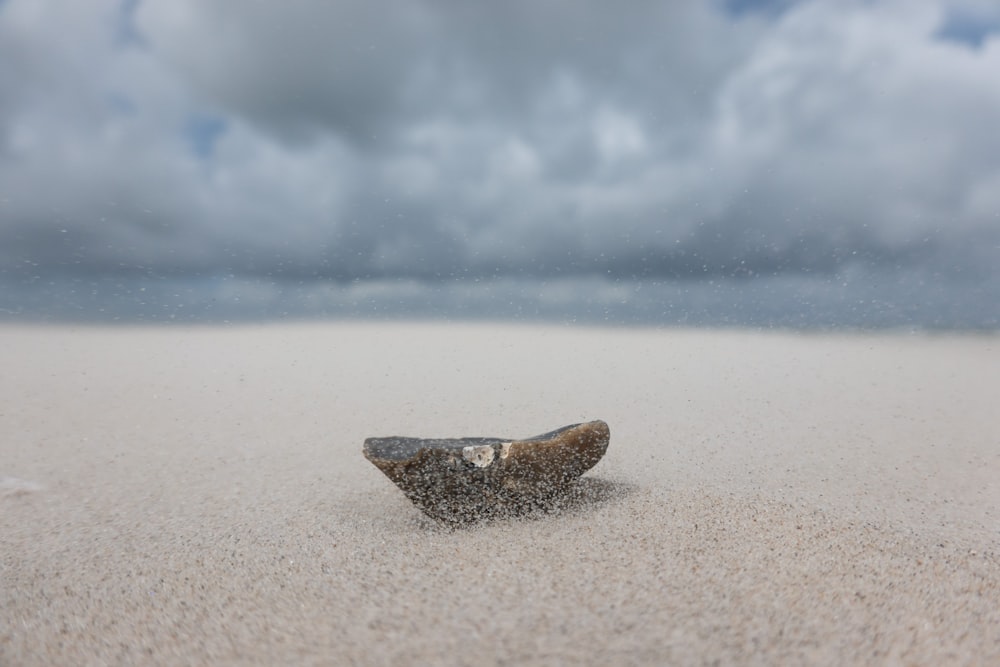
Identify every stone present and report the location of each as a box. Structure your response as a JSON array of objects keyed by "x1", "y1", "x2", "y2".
[{"x1": 363, "y1": 420, "x2": 611, "y2": 523}]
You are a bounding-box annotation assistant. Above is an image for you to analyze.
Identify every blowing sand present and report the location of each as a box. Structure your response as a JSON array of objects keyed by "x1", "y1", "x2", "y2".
[{"x1": 1, "y1": 322, "x2": 998, "y2": 665}]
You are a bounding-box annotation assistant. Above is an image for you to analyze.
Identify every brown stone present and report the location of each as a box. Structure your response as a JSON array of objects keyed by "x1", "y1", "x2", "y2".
[{"x1": 363, "y1": 420, "x2": 611, "y2": 523}]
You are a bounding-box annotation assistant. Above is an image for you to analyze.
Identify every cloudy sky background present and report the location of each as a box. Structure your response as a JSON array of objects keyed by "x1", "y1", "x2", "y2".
[{"x1": 1, "y1": 0, "x2": 999, "y2": 327}]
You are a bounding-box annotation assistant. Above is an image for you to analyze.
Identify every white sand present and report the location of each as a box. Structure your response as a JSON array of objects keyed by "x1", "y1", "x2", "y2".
[{"x1": 2, "y1": 322, "x2": 998, "y2": 665}]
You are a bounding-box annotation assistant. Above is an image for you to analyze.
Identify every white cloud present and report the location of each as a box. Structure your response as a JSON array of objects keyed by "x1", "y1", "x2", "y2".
[{"x1": 593, "y1": 108, "x2": 646, "y2": 163}]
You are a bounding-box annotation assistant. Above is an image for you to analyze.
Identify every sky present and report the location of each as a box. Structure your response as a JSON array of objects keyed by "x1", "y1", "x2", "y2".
[{"x1": 1, "y1": 0, "x2": 999, "y2": 327}]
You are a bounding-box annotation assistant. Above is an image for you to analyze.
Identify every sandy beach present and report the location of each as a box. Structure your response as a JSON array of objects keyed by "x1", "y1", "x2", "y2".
[{"x1": 1, "y1": 322, "x2": 998, "y2": 665}]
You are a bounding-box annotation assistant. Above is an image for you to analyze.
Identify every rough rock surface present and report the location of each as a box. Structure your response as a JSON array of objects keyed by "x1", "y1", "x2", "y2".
[{"x1": 363, "y1": 420, "x2": 611, "y2": 523}]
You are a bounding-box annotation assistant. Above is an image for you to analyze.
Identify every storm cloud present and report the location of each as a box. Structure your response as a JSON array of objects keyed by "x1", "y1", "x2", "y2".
[{"x1": 1, "y1": 0, "x2": 999, "y2": 325}]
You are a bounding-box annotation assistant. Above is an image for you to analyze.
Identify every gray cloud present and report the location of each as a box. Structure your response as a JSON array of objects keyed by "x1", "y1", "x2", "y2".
[{"x1": 0, "y1": 0, "x2": 998, "y2": 324}]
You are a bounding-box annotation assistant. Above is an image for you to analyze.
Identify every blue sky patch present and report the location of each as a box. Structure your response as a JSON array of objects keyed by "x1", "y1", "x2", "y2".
[
  {"x1": 106, "y1": 92, "x2": 136, "y2": 116},
  {"x1": 184, "y1": 114, "x2": 227, "y2": 159},
  {"x1": 721, "y1": 0, "x2": 801, "y2": 18},
  {"x1": 935, "y1": 7, "x2": 1000, "y2": 49},
  {"x1": 114, "y1": 0, "x2": 145, "y2": 47}
]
